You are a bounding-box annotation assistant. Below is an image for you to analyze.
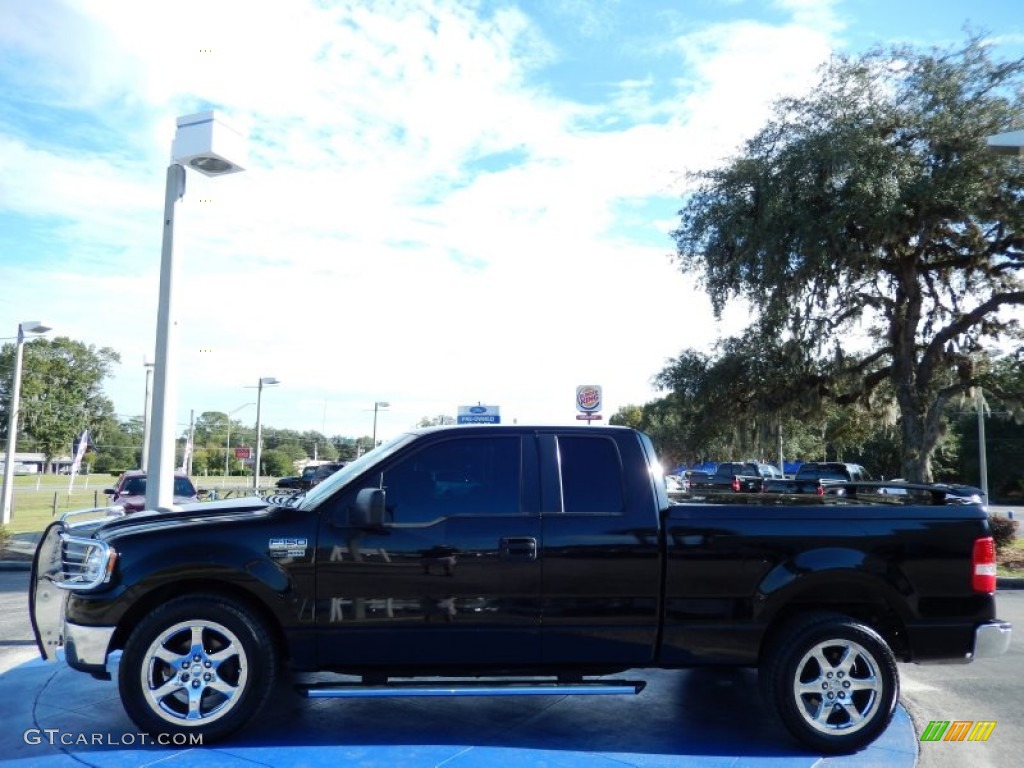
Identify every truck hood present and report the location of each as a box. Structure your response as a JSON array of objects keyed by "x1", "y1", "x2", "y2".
[{"x1": 85, "y1": 496, "x2": 273, "y2": 543}]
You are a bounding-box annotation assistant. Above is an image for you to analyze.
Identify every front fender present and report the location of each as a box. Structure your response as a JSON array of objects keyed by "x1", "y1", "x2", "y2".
[{"x1": 64, "y1": 541, "x2": 308, "y2": 633}]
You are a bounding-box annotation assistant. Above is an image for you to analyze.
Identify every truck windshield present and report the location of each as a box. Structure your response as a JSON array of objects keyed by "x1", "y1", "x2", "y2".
[{"x1": 297, "y1": 432, "x2": 419, "y2": 510}]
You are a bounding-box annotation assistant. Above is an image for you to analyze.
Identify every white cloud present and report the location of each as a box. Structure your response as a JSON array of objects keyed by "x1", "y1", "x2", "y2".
[{"x1": 0, "y1": 0, "x2": 850, "y2": 440}]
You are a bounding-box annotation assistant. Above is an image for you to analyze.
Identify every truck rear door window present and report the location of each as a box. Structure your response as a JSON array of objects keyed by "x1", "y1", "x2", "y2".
[{"x1": 557, "y1": 436, "x2": 625, "y2": 514}]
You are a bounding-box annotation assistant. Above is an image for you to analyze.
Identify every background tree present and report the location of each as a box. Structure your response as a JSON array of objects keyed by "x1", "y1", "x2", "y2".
[
  {"x1": 417, "y1": 415, "x2": 457, "y2": 427},
  {"x1": 259, "y1": 448, "x2": 293, "y2": 477},
  {"x1": 91, "y1": 416, "x2": 141, "y2": 473},
  {"x1": 333, "y1": 437, "x2": 362, "y2": 462},
  {"x1": 0, "y1": 336, "x2": 120, "y2": 470},
  {"x1": 673, "y1": 35, "x2": 1024, "y2": 481}
]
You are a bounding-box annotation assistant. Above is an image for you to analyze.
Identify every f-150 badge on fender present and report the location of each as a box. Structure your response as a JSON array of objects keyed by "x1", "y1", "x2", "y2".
[{"x1": 268, "y1": 538, "x2": 308, "y2": 558}]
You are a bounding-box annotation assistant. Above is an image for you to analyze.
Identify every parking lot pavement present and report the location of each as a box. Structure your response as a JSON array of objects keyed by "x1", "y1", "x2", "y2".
[{"x1": 0, "y1": 654, "x2": 916, "y2": 768}]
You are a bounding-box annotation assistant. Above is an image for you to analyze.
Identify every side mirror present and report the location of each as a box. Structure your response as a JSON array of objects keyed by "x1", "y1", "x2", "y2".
[
  {"x1": 103, "y1": 488, "x2": 116, "y2": 496},
  {"x1": 351, "y1": 488, "x2": 386, "y2": 527}
]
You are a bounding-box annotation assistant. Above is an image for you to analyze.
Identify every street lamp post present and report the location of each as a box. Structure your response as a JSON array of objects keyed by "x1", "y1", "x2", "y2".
[
  {"x1": 372, "y1": 401, "x2": 390, "y2": 449},
  {"x1": 2, "y1": 321, "x2": 52, "y2": 526},
  {"x1": 977, "y1": 128, "x2": 1024, "y2": 502},
  {"x1": 224, "y1": 402, "x2": 255, "y2": 480},
  {"x1": 253, "y1": 378, "x2": 279, "y2": 490},
  {"x1": 145, "y1": 111, "x2": 246, "y2": 512},
  {"x1": 140, "y1": 359, "x2": 154, "y2": 471}
]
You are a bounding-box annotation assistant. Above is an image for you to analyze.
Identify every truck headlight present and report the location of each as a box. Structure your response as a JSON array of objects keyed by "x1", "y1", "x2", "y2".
[{"x1": 55, "y1": 535, "x2": 117, "y2": 590}]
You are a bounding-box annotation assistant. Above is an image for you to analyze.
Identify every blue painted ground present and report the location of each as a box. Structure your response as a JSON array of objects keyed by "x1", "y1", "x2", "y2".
[{"x1": 0, "y1": 654, "x2": 917, "y2": 768}]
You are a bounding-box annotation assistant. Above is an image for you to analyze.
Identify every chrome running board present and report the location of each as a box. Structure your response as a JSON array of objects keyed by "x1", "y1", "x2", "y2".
[{"x1": 297, "y1": 678, "x2": 646, "y2": 699}]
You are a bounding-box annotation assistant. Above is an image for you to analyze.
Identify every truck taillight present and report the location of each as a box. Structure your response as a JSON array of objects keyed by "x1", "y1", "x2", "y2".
[
  {"x1": 731, "y1": 476, "x2": 740, "y2": 492},
  {"x1": 972, "y1": 537, "x2": 997, "y2": 593},
  {"x1": 815, "y1": 484, "x2": 825, "y2": 496}
]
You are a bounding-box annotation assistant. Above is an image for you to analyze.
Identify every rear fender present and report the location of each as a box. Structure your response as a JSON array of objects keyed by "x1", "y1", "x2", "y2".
[{"x1": 754, "y1": 547, "x2": 911, "y2": 626}]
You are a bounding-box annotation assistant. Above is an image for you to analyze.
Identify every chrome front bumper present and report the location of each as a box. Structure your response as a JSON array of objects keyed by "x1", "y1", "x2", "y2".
[
  {"x1": 973, "y1": 621, "x2": 1012, "y2": 658},
  {"x1": 33, "y1": 570, "x2": 116, "y2": 671},
  {"x1": 64, "y1": 621, "x2": 117, "y2": 670}
]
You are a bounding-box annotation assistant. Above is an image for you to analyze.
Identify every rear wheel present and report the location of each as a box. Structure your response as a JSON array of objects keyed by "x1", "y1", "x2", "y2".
[
  {"x1": 118, "y1": 594, "x2": 277, "y2": 742},
  {"x1": 761, "y1": 614, "x2": 898, "y2": 754}
]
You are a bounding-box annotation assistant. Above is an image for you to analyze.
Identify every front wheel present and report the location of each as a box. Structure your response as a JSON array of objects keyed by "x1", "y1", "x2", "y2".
[
  {"x1": 761, "y1": 614, "x2": 898, "y2": 754},
  {"x1": 118, "y1": 594, "x2": 278, "y2": 742}
]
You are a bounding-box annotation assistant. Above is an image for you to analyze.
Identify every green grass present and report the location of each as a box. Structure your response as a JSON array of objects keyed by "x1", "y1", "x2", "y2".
[
  {"x1": 1, "y1": 473, "x2": 266, "y2": 535},
  {"x1": 997, "y1": 535, "x2": 1024, "y2": 577}
]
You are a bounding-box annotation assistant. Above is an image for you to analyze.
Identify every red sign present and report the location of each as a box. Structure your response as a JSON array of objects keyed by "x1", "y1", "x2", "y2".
[{"x1": 234, "y1": 447, "x2": 252, "y2": 459}]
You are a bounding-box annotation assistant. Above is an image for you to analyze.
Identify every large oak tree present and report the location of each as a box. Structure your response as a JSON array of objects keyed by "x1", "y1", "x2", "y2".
[{"x1": 673, "y1": 35, "x2": 1024, "y2": 481}]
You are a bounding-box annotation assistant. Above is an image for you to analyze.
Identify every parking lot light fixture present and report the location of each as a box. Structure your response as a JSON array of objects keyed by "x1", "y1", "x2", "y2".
[
  {"x1": 372, "y1": 401, "x2": 390, "y2": 448},
  {"x1": 254, "y1": 378, "x2": 279, "y2": 490},
  {"x1": 986, "y1": 129, "x2": 1024, "y2": 156},
  {"x1": 145, "y1": 111, "x2": 246, "y2": 512},
  {"x1": 2, "y1": 321, "x2": 52, "y2": 526}
]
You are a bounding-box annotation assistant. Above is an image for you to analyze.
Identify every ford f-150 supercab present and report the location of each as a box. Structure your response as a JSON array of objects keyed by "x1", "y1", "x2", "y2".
[{"x1": 29, "y1": 425, "x2": 1011, "y2": 754}]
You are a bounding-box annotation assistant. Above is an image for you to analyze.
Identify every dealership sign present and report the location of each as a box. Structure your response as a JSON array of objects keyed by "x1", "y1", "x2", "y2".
[{"x1": 457, "y1": 405, "x2": 501, "y2": 424}]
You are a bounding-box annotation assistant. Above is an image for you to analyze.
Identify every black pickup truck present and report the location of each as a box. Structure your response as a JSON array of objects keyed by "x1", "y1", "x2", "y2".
[
  {"x1": 763, "y1": 461, "x2": 873, "y2": 495},
  {"x1": 30, "y1": 425, "x2": 1010, "y2": 754},
  {"x1": 687, "y1": 460, "x2": 780, "y2": 493}
]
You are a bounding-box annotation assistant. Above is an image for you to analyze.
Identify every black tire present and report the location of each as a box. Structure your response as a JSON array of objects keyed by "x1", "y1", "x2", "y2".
[
  {"x1": 761, "y1": 613, "x2": 898, "y2": 754},
  {"x1": 118, "y1": 594, "x2": 278, "y2": 743}
]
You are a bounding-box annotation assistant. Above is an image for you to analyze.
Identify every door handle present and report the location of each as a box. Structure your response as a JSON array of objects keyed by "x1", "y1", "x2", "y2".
[{"x1": 500, "y1": 537, "x2": 537, "y2": 561}]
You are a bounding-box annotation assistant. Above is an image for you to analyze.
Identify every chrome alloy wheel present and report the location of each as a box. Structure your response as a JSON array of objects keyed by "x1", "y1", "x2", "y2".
[
  {"x1": 792, "y1": 638, "x2": 882, "y2": 736},
  {"x1": 140, "y1": 619, "x2": 249, "y2": 726}
]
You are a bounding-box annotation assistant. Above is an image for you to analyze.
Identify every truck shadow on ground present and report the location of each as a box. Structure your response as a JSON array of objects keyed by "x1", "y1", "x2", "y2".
[
  {"x1": 241, "y1": 667, "x2": 808, "y2": 758},
  {"x1": 11, "y1": 661, "x2": 912, "y2": 765}
]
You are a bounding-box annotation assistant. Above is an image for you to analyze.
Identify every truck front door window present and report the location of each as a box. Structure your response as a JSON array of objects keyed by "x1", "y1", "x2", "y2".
[{"x1": 383, "y1": 436, "x2": 522, "y2": 524}]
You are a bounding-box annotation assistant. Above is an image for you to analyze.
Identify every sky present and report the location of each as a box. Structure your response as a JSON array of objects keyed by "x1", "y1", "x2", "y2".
[{"x1": 1, "y1": 0, "x2": 1022, "y2": 445}]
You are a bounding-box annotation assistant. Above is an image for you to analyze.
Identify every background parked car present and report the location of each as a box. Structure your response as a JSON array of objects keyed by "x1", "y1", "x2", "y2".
[
  {"x1": 308, "y1": 462, "x2": 346, "y2": 487},
  {"x1": 104, "y1": 470, "x2": 201, "y2": 512},
  {"x1": 276, "y1": 462, "x2": 346, "y2": 491},
  {"x1": 276, "y1": 465, "x2": 319, "y2": 489},
  {"x1": 665, "y1": 474, "x2": 687, "y2": 499}
]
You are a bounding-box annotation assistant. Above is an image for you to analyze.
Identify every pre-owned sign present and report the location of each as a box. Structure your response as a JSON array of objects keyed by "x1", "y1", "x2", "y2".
[{"x1": 457, "y1": 405, "x2": 501, "y2": 424}]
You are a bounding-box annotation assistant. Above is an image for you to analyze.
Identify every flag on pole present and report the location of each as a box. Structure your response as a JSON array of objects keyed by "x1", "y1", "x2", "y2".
[
  {"x1": 70, "y1": 430, "x2": 89, "y2": 475},
  {"x1": 68, "y1": 430, "x2": 89, "y2": 491}
]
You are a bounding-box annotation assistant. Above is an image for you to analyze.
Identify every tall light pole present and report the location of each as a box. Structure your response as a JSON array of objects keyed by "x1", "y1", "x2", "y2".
[
  {"x1": 977, "y1": 128, "x2": 1024, "y2": 503},
  {"x1": 145, "y1": 111, "x2": 246, "y2": 512},
  {"x1": 253, "y1": 378, "x2": 279, "y2": 490},
  {"x1": 140, "y1": 359, "x2": 154, "y2": 471},
  {"x1": 2, "y1": 321, "x2": 52, "y2": 526},
  {"x1": 372, "y1": 401, "x2": 390, "y2": 448},
  {"x1": 224, "y1": 402, "x2": 255, "y2": 479}
]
